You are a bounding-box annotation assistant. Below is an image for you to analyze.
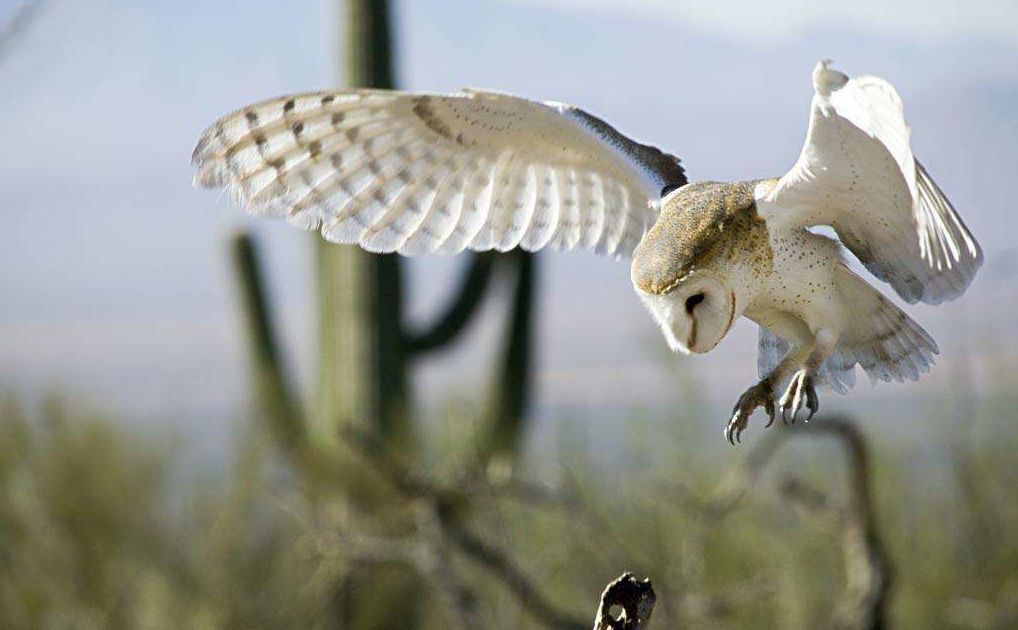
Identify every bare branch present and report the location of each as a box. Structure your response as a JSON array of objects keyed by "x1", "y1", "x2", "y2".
[
  {"x1": 341, "y1": 416, "x2": 890, "y2": 630},
  {"x1": 412, "y1": 504, "x2": 489, "y2": 630},
  {"x1": 778, "y1": 477, "x2": 844, "y2": 528},
  {"x1": 679, "y1": 418, "x2": 891, "y2": 630},
  {"x1": 805, "y1": 421, "x2": 892, "y2": 630},
  {"x1": 341, "y1": 425, "x2": 588, "y2": 630},
  {"x1": 443, "y1": 518, "x2": 587, "y2": 630},
  {"x1": 592, "y1": 573, "x2": 656, "y2": 630}
]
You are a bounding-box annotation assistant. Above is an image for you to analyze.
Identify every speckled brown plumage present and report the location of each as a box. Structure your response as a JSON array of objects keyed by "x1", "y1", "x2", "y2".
[{"x1": 631, "y1": 180, "x2": 775, "y2": 295}]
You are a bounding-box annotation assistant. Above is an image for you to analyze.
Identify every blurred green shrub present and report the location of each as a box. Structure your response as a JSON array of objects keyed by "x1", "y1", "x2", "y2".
[{"x1": 2, "y1": 389, "x2": 1017, "y2": 630}]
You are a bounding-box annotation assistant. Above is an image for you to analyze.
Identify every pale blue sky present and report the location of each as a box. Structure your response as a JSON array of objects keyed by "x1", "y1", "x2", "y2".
[{"x1": 1, "y1": 0, "x2": 1016, "y2": 435}]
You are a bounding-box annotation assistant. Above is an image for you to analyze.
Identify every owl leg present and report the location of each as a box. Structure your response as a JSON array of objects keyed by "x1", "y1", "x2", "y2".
[
  {"x1": 726, "y1": 380, "x2": 776, "y2": 443},
  {"x1": 777, "y1": 328, "x2": 837, "y2": 424},
  {"x1": 725, "y1": 328, "x2": 837, "y2": 444},
  {"x1": 778, "y1": 369, "x2": 819, "y2": 424}
]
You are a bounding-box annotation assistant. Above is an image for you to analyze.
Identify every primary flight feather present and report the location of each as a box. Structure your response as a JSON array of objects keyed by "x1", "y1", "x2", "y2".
[
  {"x1": 192, "y1": 60, "x2": 982, "y2": 443},
  {"x1": 191, "y1": 88, "x2": 684, "y2": 257}
]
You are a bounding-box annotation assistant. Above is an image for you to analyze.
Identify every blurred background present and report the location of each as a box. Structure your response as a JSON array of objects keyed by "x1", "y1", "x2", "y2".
[{"x1": 1, "y1": 0, "x2": 1017, "y2": 628}]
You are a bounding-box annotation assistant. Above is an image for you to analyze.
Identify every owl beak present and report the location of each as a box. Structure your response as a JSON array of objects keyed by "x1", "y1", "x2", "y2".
[{"x1": 687, "y1": 289, "x2": 736, "y2": 354}]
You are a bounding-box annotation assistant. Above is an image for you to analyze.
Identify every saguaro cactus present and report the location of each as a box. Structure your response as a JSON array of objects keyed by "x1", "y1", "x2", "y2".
[
  {"x1": 229, "y1": 0, "x2": 539, "y2": 473},
  {"x1": 230, "y1": 1, "x2": 540, "y2": 623},
  {"x1": 314, "y1": 0, "x2": 537, "y2": 468},
  {"x1": 314, "y1": 0, "x2": 407, "y2": 447},
  {"x1": 485, "y1": 249, "x2": 537, "y2": 465},
  {"x1": 230, "y1": 234, "x2": 303, "y2": 452}
]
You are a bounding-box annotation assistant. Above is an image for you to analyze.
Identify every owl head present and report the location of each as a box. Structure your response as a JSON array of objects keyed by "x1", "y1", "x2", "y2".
[
  {"x1": 631, "y1": 181, "x2": 767, "y2": 354},
  {"x1": 634, "y1": 270, "x2": 735, "y2": 354}
]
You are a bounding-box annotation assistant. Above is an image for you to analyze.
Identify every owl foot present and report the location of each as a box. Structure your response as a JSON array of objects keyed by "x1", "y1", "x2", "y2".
[
  {"x1": 778, "y1": 369, "x2": 818, "y2": 424},
  {"x1": 725, "y1": 379, "x2": 776, "y2": 444}
]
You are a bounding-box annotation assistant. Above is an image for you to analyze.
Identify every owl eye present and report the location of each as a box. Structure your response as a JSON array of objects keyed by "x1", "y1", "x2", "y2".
[
  {"x1": 685, "y1": 292, "x2": 706, "y2": 314},
  {"x1": 661, "y1": 183, "x2": 683, "y2": 198}
]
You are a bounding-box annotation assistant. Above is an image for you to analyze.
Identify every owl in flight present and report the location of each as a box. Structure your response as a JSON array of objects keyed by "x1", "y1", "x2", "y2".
[{"x1": 192, "y1": 60, "x2": 982, "y2": 444}]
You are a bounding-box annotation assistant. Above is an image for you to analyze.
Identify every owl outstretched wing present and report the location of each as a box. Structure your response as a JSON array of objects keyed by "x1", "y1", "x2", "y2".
[
  {"x1": 192, "y1": 89, "x2": 686, "y2": 258},
  {"x1": 765, "y1": 61, "x2": 982, "y2": 304}
]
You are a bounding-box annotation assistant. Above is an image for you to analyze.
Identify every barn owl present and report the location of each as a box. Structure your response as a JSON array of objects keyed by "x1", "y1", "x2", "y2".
[{"x1": 192, "y1": 60, "x2": 982, "y2": 444}]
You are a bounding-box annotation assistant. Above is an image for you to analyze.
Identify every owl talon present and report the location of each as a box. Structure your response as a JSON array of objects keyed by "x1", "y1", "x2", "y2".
[
  {"x1": 763, "y1": 398, "x2": 778, "y2": 428},
  {"x1": 778, "y1": 370, "x2": 818, "y2": 424},
  {"x1": 805, "y1": 385, "x2": 819, "y2": 422},
  {"x1": 725, "y1": 380, "x2": 775, "y2": 445}
]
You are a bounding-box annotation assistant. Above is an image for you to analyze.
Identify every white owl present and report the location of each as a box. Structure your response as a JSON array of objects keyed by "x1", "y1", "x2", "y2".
[{"x1": 192, "y1": 60, "x2": 982, "y2": 444}]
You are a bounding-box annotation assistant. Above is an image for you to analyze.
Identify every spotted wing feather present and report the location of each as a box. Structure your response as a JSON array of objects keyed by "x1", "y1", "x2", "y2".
[{"x1": 192, "y1": 89, "x2": 686, "y2": 258}]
